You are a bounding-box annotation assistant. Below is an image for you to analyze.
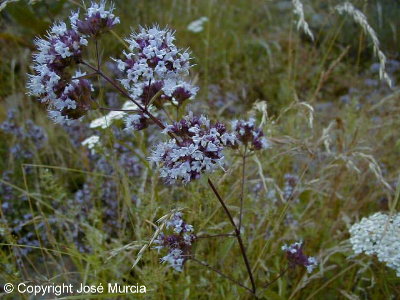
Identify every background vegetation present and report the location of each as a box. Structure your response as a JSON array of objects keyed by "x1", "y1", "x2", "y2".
[{"x1": 0, "y1": 0, "x2": 399, "y2": 298}]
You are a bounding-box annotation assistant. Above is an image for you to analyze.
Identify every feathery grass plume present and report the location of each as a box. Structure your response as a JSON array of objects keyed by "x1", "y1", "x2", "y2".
[
  {"x1": 251, "y1": 101, "x2": 269, "y2": 127},
  {"x1": 335, "y1": 2, "x2": 392, "y2": 88},
  {"x1": 352, "y1": 152, "x2": 392, "y2": 192},
  {"x1": 291, "y1": 0, "x2": 314, "y2": 41},
  {"x1": 131, "y1": 209, "x2": 184, "y2": 268}
]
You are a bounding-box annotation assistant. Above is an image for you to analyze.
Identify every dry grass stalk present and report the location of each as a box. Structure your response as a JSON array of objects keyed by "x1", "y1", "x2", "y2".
[
  {"x1": 335, "y1": 2, "x2": 392, "y2": 88},
  {"x1": 292, "y1": 0, "x2": 315, "y2": 41}
]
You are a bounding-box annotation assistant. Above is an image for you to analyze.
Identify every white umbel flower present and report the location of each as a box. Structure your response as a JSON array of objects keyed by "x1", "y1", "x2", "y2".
[
  {"x1": 349, "y1": 212, "x2": 400, "y2": 276},
  {"x1": 90, "y1": 101, "x2": 140, "y2": 129},
  {"x1": 187, "y1": 17, "x2": 208, "y2": 33},
  {"x1": 81, "y1": 135, "x2": 100, "y2": 152}
]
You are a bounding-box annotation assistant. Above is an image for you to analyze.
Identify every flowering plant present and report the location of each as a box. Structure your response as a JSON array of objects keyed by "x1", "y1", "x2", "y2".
[{"x1": 26, "y1": 1, "x2": 318, "y2": 296}]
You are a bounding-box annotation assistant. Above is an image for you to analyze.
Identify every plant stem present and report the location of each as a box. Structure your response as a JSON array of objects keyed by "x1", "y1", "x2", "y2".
[
  {"x1": 190, "y1": 257, "x2": 254, "y2": 294},
  {"x1": 207, "y1": 178, "x2": 237, "y2": 228},
  {"x1": 82, "y1": 59, "x2": 257, "y2": 293},
  {"x1": 207, "y1": 178, "x2": 257, "y2": 294},
  {"x1": 71, "y1": 72, "x2": 97, "y2": 80},
  {"x1": 81, "y1": 61, "x2": 170, "y2": 134},
  {"x1": 239, "y1": 147, "x2": 247, "y2": 231},
  {"x1": 95, "y1": 39, "x2": 100, "y2": 70},
  {"x1": 98, "y1": 107, "x2": 140, "y2": 113},
  {"x1": 196, "y1": 233, "x2": 236, "y2": 239}
]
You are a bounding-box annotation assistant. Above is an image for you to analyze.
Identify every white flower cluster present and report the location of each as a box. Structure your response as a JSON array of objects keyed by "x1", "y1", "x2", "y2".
[
  {"x1": 232, "y1": 118, "x2": 270, "y2": 150},
  {"x1": 90, "y1": 101, "x2": 139, "y2": 129},
  {"x1": 282, "y1": 241, "x2": 318, "y2": 273},
  {"x1": 81, "y1": 134, "x2": 101, "y2": 153},
  {"x1": 116, "y1": 26, "x2": 198, "y2": 107},
  {"x1": 349, "y1": 212, "x2": 400, "y2": 276},
  {"x1": 154, "y1": 212, "x2": 195, "y2": 272},
  {"x1": 187, "y1": 17, "x2": 208, "y2": 33},
  {"x1": 149, "y1": 113, "x2": 237, "y2": 184}
]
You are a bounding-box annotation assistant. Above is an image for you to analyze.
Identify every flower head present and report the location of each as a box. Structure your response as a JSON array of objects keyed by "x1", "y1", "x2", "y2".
[
  {"x1": 81, "y1": 135, "x2": 100, "y2": 152},
  {"x1": 0, "y1": 109, "x2": 48, "y2": 160},
  {"x1": 71, "y1": 1, "x2": 120, "y2": 36},
  {"x1": 149, "y1": 112, "x2": 236, "y2": 184},
  {"x1": 282, "y1": 241, "x2": 318, "y2": 273},
  {"x1": 32, "y1": 22, "x2": 88, "y2": 70},
  {"x1": 283, "y1": 173, "x2": 299, "y2": 201},
  {"x1": 124, "y1": 113, "x2": 149, "y2": 131},
  {"x1": 90, "y1": 101, "x2": 139, "y2": 129},
  {"x1": 154, "y1": 212, "x2": 196, "y2": 271},
  {"x1": 27, "y1": 13, "x2": 92, "y2": 124},
  {"x1": 349, "y1": 212, "x2": 400, "y2": 277},
  {"x1": 187, "y1": 17, "x2": 208, "y2": 33},
  {"x1": 231, "y1": 118, "x2": 269, "y2": 150},
  {"x1": 116, "y1": 26, "x2": 198, "y2": 108},
  {"x1": 27, "y1": 2, "x2": 121, "y2": 125}
]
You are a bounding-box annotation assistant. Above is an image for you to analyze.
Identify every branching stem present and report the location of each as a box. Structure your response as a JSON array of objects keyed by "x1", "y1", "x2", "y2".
[
  {"x1": 81, "y1": 61, "x2": 172, "y2": 135},
  {"x1": 207, "y1": 178, "x2": 257, "y2": 294},
  {"x1": 99, "y1": 107, "x2": 140, "y2": 112},
  {"x1": 196, "y1": 233, "x2": 235, "y2": 239},
  {"x1": 81, "y1": 58, "x2": 258, "y2": 295}
]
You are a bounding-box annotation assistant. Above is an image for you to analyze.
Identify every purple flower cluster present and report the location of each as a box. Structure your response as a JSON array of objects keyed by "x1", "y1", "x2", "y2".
[
  {"x1": 282, "y1": 241, "x2": 318, "y2": 273},
  {"x1": 67, "y1": 178, "x2": 119, "y2": 247},
  {"x1": 7, "y1": 214, "x2": 58, "y2": 258},
  {"x1": 118, "y1": 152, "x2": 142, "y2": 177},
  {"x1": 0, "y1": 110, "x2": 23, "y2": 137},
  {"x1": 63, "y1": 119, "x2": 92, "y2": 147},
  {"x1": 149, "y1": 112, "x2": 236, "y2": 184},
  {"x1": 0, "y1": 109, "x2": 47, "y2": 160},
  {"x1": 283, "y1": 173, "x2": 299, "y2": 201},
  {"x1": 116, "y1": 26, "x2": 198, "y2": 129},
  {"x1": 231, "y1": 118, "x2": 269, "y2": 150},
  {"x1": 0, "y1": 171, "x2": 15, "y2": 207},
  {"x1": 124, "y1": 113, "x2": 149, "y2": 131},
  {"x1": 100, "y1": 180, "x2": 121, "y2": 234},
  {"x1": 110, "y1": 127, "x2": 143, "y2": 177},
  {"x1": 27, "y1": 21, "x2": 89, "y2": 124},
  {"x1": 78, "y1": 130, "x2": 142, "y2": 235},
  {"x1": 154, "y1": 212, "x2": 196, "y2": 271},
  {"x1": 71, "y1": 1, "x2": 120, "y2": 37},
  {"x1": 27, "y1": 2, "x2": 119, "y2": 124},
  {"x1": 70, "y1": 179, "x2": 118, "y2": 241}
]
